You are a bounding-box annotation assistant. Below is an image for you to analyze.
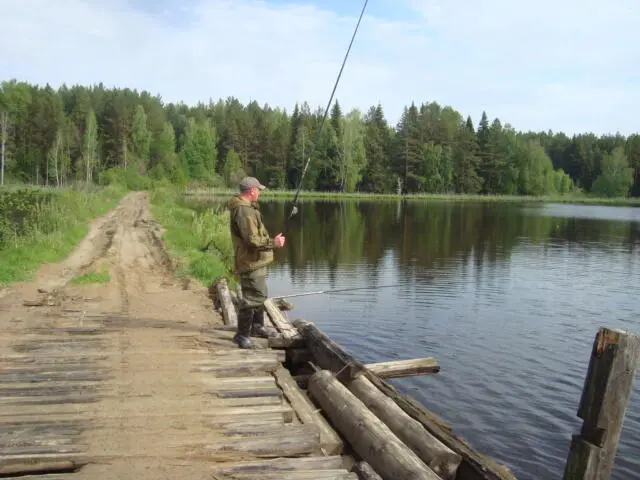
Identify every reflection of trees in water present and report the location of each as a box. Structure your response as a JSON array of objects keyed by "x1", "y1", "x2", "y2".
[{"x1": 187, "y1": 197, "x2": 640, "y2": 280}]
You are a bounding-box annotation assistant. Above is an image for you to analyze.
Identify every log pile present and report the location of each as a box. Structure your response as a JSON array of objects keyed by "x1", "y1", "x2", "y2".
[{"x1": 214, "y1": 278, "x2": 516, "y2": 480}]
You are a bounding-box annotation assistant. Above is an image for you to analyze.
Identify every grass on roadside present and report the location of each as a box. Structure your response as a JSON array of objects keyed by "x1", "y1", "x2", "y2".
[
  {"x1": 0, "y1": 184, "x2": 127, "y2": 286},
  {"x1": 71, "y1": 263, "x2": 111, "y2": 285},
  {"x1": 149, "y1": 187, "x2": 235, "y2": 288}
]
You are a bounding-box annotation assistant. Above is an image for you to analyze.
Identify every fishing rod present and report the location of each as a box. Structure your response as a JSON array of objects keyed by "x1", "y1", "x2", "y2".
[
  {"x1": 285, "y1": 0, "x2": 370, "y2": 225},
  {"x1": 272, "y1": 283, "x2": 400, "y2": 300},
  {"x1": 201, "y1": 0, "x2": 368, "y2": 251}
]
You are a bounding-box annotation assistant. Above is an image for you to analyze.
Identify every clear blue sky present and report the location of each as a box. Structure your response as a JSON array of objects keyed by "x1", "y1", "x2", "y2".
[{"x1": 1, "y1": 0, "x2": 638, "y2": 136}]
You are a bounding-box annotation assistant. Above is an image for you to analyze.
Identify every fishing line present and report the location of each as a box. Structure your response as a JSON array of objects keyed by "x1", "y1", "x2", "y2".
[{"x1": 286, "y1": 0, "x2": 370, "y2": 223}]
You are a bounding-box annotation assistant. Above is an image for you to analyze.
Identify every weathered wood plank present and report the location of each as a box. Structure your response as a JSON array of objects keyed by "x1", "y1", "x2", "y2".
[
  {"x1": 308, "y1": 369, "x2": 441, "y2": 480},
  {"x1": 227, "y1": 471, "x2": 358, "y2": 480},
  {"x1": 273, "y1": 366, "x2": 343, "y2": 455},
  {"x1": 366, "y1": 357, "x2": 440, "y2": 378},
  {"x1": 210, "y1": 455, "x2": 345, "y2": 474},
  {"x1": 0, "y1": 460, "x2": 82, "y2": 476},
  {"x1": 563, "y1": 327, "x2": 640, "y2": 480},
  {"x1": 185, "y1": 425, "x2": 320, "y2": 459},
  {"x1": 347, "y1": 374, "x2": 461, "y2": 479}
]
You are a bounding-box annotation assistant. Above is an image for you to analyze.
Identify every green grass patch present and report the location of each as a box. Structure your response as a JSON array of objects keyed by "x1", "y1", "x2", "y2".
[
  {"x1": 149, "y1": 187, "x2": 235, "y2": 288},
  {"x1": 71, "y1": 264, "x2": 111, "y2": 285},
  {"x1": 0, "y1": 184, "x2": 127, "y2": 286},
  {"x1": 182, "y1": 187, "x2": 640, "y2": 207}
]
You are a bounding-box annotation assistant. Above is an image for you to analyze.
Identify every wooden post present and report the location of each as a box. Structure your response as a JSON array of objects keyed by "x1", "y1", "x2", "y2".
[
  {"x1": 215, "y1": 278, "x2": 237, "y2": 327},
  {"x1": 563, "y1": 327, "x2": 640, "y2": 480}
]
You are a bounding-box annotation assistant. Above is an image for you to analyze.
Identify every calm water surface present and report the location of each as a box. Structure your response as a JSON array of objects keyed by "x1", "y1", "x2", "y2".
[{"x1": 202, "y1": 197, "x2": 640, "y2": 479}]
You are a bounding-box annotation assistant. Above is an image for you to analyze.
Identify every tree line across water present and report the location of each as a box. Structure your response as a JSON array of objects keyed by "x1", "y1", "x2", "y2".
[{"x1": 0, "y1": 78, "x2": 638, "y2": 198}]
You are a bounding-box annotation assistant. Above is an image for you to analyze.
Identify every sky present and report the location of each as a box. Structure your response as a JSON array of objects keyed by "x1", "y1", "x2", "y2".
[{"x1": 1, "y1": 0, "x2": 638, "y2": 136}]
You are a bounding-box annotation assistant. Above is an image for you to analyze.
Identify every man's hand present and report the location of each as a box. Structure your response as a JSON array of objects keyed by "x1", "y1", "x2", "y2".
[{"x1": 272, "y1": 233, "x2": 286, "y2": 248}]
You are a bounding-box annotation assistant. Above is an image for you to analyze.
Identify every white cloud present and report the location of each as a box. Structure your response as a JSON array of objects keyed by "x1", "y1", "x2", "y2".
[{"x1": 0, "y1": 0, "x2": 638, "y2": 136}]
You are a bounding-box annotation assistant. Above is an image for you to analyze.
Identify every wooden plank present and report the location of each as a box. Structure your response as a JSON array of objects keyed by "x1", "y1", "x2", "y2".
[
  {"x1": 366, "y1": 357, "x2": 440, "y2": 378},
  {"x1": 308, "y1": 369, "x2": 440, "y2": 480},
  {"x1": 0, "y1": 460, "x2": 83, "y2": 476},
  {"x1": 563, "y1": 327, "x2": 640, "y2": 480},
  {"x1": 194, "y1": 349, "x2": 286, "y2": 363},
  {"x1": 216, "y1": 395, "x2": 283, "y2": 408},
  {"x1": 185, "y1": 425, "x2": 320, "y2": 460},
  {"x1": 227, "y1": 471, "x2": 358, "y2": 480},
  {"x1": 347, "y1": 375, "x2": 461, "y2": 479},
  {"x1": 273, "y1": 366, "x2": 344, "y2": 455},
  {"x1": 210, "y1": 455, "x2": 345, "y2": 474},
  {"x1": 215, "y1": 277, "x2": 238, "y2": 327}
]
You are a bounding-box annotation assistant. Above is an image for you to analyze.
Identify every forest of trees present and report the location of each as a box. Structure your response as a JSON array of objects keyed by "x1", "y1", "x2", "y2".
[{"x1": 0, "y1": 78, "x2": 638, "y2": 197}]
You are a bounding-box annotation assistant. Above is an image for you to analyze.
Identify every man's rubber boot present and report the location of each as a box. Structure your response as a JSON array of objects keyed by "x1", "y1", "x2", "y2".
[
  {"x1": 233, "y1": 308, "x2": 257, "y2": 349},
  {"x1": 251, "y1": 306, "x2": 278, "y2": 338}
]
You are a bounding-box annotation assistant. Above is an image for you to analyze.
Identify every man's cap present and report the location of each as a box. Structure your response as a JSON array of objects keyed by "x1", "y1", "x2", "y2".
[{"x1": 239, "y1": 176, "x2": 266, "y2": 191}]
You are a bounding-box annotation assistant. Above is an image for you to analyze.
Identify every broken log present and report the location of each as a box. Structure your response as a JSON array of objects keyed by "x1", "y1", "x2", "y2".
[
  {"x1": 215, "y1": 278, "x2": 237, "y2": 327},
  {"x1": 366, "y1": 357, "x2": 440, "y2": 378},
  {"x1": 273, "y1": 366, "x2": 343, "y2": 455},
  {"x1": 308, "y1": 369, "x2": 441, "y2": 480},
  {"x1": 265, "y1": 299, "x2": 299, "y2": 339},
  {"x1": 347, "y1": 375, "x2": 461, "y2": 479}
]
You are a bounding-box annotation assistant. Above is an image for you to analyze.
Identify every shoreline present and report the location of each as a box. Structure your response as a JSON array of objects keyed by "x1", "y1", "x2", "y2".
[{"x1": 182, "y1": 188, "x2": 640, "y2": 207}]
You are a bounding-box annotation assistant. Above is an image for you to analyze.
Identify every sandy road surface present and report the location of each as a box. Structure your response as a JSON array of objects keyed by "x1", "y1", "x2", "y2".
[{"x1": 0, "y1": 191, "x2": 287, "y2": 479}]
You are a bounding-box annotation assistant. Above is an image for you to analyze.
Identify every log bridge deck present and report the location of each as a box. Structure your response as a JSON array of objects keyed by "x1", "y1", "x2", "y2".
[{"x1": 0, "y1": 278, "x2": 516, "y2": 480}]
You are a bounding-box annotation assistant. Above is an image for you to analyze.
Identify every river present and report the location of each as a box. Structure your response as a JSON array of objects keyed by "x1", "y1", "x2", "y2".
[{"x1": 196, "y1": 196, "x2": 640, "y2": 479}]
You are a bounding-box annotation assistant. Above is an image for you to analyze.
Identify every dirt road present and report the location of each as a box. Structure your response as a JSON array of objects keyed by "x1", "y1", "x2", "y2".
[{"x1": 0, "y1": 192, "x2": 320, "y2": 479}]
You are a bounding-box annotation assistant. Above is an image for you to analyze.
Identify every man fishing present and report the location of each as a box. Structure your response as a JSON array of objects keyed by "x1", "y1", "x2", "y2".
[{"x1": 227, "y1": 176, "x2": 286, "y2": 349}]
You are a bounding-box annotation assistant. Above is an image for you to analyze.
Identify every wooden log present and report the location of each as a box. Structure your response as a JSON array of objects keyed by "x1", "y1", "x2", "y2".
[
  {"x1": 227, "y1": 471, "x2": 358, "y2": 480},
  {"x1": 215, "y1": 277, "x2": 237, "y2": 327},
  {"x1": 365, "y1": 371, "x2": 515, "y2": 480},
  {"x1": 210, "y1": 455, "x2": 345, "y2": 475},
  {"x1": 264, "y1": 298, "x2": 300, "y2": 339},
  {"x1": 293, "y1": 320, "x2": 365, "y2": 382},
  {"x1": 273, "y1": 366, "x2": 344, "y2": 455},
  {"x1": 350, "y1": 461, "x2": 383, "y2": 480},
  {"x1": 287, "y1": 348, "x2": 313, "y2": 365},
  {"x1": 269, "y1": 335, "x2": 306, "y2": 349},
  {"x1": 347, "y1": 375, "x2": 461, "y2": 479},
  {"x1": 296, "y1": 319, "x2": 515, "y2": 480},
  {"x1": 366, "y1": 357, "x2": 440, "y2": 378},
  {"x1": 308, "y1": 369, "x2": 440, "y2": 480},
  {"x1": 563, "y1": 327, "x2": 640, "y2": 480},
  {"x1": 0, "y1": 460, "x2": 82, "y2": 476},
  {"x1": 187, "y1": 424, "x2": 320, "y2": 459}
]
